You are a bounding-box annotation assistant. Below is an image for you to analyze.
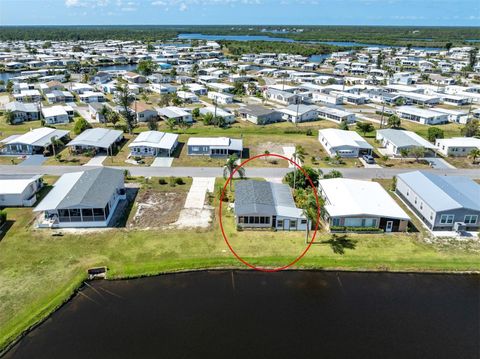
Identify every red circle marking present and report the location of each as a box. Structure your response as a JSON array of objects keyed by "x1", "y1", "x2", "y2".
[{"x1": 218, "y1": 153, "x2": 321, "y2": 272}]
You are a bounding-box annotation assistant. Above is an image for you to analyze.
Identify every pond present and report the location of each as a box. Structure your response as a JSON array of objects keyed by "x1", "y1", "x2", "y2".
[{"x1": 5, "y1": 270, "x2": 479, "y2": 359}]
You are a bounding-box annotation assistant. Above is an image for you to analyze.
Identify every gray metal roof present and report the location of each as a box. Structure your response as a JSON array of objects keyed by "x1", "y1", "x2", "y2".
[
  {"x1": 397, "y1": 171, "x2": 480, "y2": 212},
  {"x1": 377, "y1": 129, "x2": 434, "y2": 149},
  {"x1": 34, "y1": 168, "x2": 123, "y2": 211},
  {"x1": 67, "y1": 128, "x2": 123, "y2": 149},
  {"x1": 238, "y1": 105, "x2": 278, "y2": 117},
  {"x1": 235, "y1": 180, "x2": 304, "y2": 218},
  {"x1": 5, "y1": 101, "x2": 39, "y2": 113}
]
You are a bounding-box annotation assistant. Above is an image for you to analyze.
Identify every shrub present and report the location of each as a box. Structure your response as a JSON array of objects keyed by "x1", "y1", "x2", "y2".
[
  {"x1": 306, "y1": 128, "x2": 313, "y2": 136},
  {"x1": 175, "y1": 177, "x2": 185, "y2": 185},
  {"x1": 158, "y1": 178, "x2": 167, "y2": 185},
  {"x1": 0, "y1": 210, "x2": 6, "y2": 226},
  {"x1": 168, "y1": 176, "x2": 176, "y2": 187}
]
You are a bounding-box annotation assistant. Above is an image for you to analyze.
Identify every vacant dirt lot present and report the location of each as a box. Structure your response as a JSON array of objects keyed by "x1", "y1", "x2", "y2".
[{"x1": 129, "y1": 190, "x2": 186, "y2": 228}]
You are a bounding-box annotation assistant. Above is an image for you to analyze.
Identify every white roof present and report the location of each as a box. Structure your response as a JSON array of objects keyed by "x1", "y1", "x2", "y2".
[
  {"x1": 318, "y1": 106, "x2": 353, "y2": 118},
  {"x1": 3, "y1": 127, "x2": 69, "y2": 147},
  {"x1": 0, "y1": 178, "x2": 38, "y2": 195},
  {"x1": 396, "y1": 106, "x2": 446, "y2": 118},
  {"x1": 319, "y1": 178, "x2": 410, "y2": 220},
  {"x1": 187, "y1": 137, "x2": 243, "y2": 151},
  {"x1": 436, "y1": 137, "x2": 480, "y2": 148},
  {"x1": 319, "y1": 128, "x2": 373, "y2": 150},
  {"x1": 41, "y1": 106, "x2": 67, "y2": 118},
  {"x1": 129, "y1": 131, "x2": 178, "y2": 150},
  {"x1": 157, "y1": 106, "x2": 190, "y2": 118},
  {"x1": 67, "y1": 128, "x2": 123, "y2": 149}
]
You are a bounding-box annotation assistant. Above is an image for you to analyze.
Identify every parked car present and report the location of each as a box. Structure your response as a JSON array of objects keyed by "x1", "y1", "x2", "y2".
[{"x1": 362, "y1": 154, "x2": 375, "y2": 164}]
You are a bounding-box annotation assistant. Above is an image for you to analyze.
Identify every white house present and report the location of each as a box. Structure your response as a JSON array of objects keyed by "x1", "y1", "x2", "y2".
[
  {"x1": 376, "y1": 129, "x2": 436, "y2": 156},
  {"x1": 435, "y1": 137, "x2": 480, "y2": 157},
  {"x1": 279, "y1": 104, "x2": 319, "y2": 123},
  {"x1": 199, "y1": 107, "x2": 235, "y2": 123},
  {"x1": 128, "y1": 131, "x2": 179, "y2": 157},
  {"x1": 0, "y1": 175, "x2": 43, "y2": 207},
  {"x1": 318, "y1": 178, "x2": 410, "y2": 232},
  {"x1": 396, "y1": 106, "x2": 448, "y2": 125},
  {"x1": 317, "y1": 106, "x2": 356, "y2": 124},
  {"x1": 157, "y1": 106, "x2": 193, "y2": 123},
  {"x1": 318, "y1": 128, "x2": 373, "y2": 157},
  {"x1": 187, "y1": 137, "x2": 243, "y2": 157},
  {"x1": 34, "y1": 168, "x2": 126, "y2": 228},
  {"x1": 41, "y1": 106, "x2": 70, "y2": 125},
  {"x1": 207, "y1": 91, "x2": 234, "y2": 105},
  {"x1": 0, "y1": 127, "x2": 70, "y2": 155}
]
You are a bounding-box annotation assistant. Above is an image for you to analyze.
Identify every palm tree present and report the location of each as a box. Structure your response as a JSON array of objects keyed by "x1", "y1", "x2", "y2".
[
  {"x1": 50, "y1": 136, "x2": 63, "y2": 158},
  {"x1": 468, "y1": 148, "x2": 480, "y2": 164},
  {"x1": 292, "y1": 145, "x2": 306, "y2": 190},
  {"x1": 223, "y1": 154, "x2": 245, "y2": 190}
]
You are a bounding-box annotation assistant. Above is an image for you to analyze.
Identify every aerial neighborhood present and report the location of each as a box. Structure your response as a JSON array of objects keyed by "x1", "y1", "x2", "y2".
[{"x1": 0, "y1": 36, "x2": 479, "y2": 239}]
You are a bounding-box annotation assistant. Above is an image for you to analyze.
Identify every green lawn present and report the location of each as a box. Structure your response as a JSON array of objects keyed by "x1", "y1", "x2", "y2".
[{"x1": 1, "y1": 176, "x2": 480, "y2": 351}]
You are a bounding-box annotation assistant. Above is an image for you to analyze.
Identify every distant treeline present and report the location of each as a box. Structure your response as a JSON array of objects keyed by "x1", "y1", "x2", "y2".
[
  {"x1": 0, "y1": 25, "x2": 479, "y2": 48},
  {"x1": 220, "y1": 40, "x2": 347, "y2": 56},
  {"x1": 0, "y1": 26, "x2": 179, "y2": 41}
]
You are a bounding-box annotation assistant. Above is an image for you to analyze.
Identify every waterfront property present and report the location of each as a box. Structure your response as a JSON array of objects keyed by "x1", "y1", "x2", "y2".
[
  {"x1": 186, "y1": 137, "x2": 243, "y2": 157},
  {"x1": 0, "y1": 127, "x2": 70, "y2": 155},
  {"x1": 0, "y1": 174, "x2": 43, "y2": 207},
  {"x1": 318, "y1": 128, "x2": 373, "y2": 157},
  {"x1": 234, "y1": 180, "x2": 308, "y2": 231},
  {"x1": 128, "y1": 131, "x2": 179, "y2": 157},
  {"x1": 318, "y1": 178, "x2": 410, "y2": 232},
  {"x1": 434, "y1": 137, "x2": 480, "y2": 157},
  {"x1": 396, "y1": 171, "x2": 480, "y2": 231},
  {"x1": 66, "y1": 128, "x2": 123, "y2": 155},
  {"x1": 34, "y1": 168, "x2": 126, "y2": 228},
  {"x1": 376, "y1": 129, "x2": 436, "y2": 157}
]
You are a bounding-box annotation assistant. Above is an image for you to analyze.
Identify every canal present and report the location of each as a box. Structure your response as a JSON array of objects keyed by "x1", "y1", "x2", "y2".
[{"x1": 4, "y1": 271, "x2": 479, "y2": 359}]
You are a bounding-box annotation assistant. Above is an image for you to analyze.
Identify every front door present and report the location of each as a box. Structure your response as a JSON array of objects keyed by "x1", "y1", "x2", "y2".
[{"x1": 386, "y1": 221, "x2": 393, "y2": 232}]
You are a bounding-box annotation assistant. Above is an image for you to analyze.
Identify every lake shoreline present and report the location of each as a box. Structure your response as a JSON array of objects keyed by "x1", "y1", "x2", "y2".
[{"x1": 2, "y1": 264, "x2": 479, "y2": 357}]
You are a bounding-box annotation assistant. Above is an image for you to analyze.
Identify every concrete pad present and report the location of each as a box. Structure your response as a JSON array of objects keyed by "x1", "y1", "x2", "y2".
[
  {"x1": 264, "y1": 177, "x2": 283, "y2": 183},
  {"x1": 424, "y1": 157, "x2": 456, "y2": 169},
  {"x1": 84, "y1": 155, "x2": 107, "y2": 166},
  {"x1": 151, "y1": 157, "x2": 174, "y2": 167},
  {"x1": 358, "y1": 157, "x2": 382, "y2": 169},
  {"x1": 184, "y1": 177, "x2": 215, "y2": 209},
  {"x1": 18, "y1": 155, "x2": 46, "y2": 166}
]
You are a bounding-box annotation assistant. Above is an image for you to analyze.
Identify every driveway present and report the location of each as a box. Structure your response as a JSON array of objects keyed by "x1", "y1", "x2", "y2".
[
  {"x1": 18, "y1": 155, "x2": 47, "y2": 166},
  {"x1": 359, "y1": 157, "x2": 382, "y2": 169},
  {"x1": 151, "y1": 157, "x2": 174, "y2": 167},
  {"x1": 184, "y1": 177, "x2": 215, "y2": 209},
  {"x1": 423, "y1": 157, "x2": 455, "y2": 169},
  {"x1": 84, "y1": 155, "x2": 107, "y2": 166}
]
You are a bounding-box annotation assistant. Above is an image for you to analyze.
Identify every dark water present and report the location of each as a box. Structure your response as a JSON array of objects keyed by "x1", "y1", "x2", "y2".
[{"x1": 5, "y1": 271, "x2": 480, "y2": 359}]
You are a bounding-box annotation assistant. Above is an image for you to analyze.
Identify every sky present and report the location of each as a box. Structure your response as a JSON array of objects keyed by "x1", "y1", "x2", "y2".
[{"x1": 0, "y1": 0, "x2": 479, "y2": 26}]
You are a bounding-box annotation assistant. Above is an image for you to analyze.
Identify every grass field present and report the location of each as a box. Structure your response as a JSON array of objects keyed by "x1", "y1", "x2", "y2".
[{"x1": 1, "y1": 176, "x2": 480, "y2": 352}]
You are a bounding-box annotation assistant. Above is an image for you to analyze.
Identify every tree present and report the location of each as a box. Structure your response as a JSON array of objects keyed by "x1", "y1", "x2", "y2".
[
  {"x1": 73, "y1": 117, "x2": 91, "y2": 135},
  {"x1": 399, "y1": 148, "x2": 409, "y2": 161},
  {"x1": 291, "y1": 145, "x2": 306, "y2": 190},
  {"x1": 394, "y1": 97, "x2": 405, "y2": 106},
  {"x1": 355, "y1": 122, "x2": 374, "y2": 136},
  {"x1": 469, "y1": 48, "x2": 478, "y2": 69},
  {"x1": 408, "y1": 146, "x2": 425, "y2": 162},
  {"x1": 6, "y1": 80, "x2": 13, "y2": 93},
  {"x1": 170, "y1": 67, "x2": 177, "y2": 78},
  {"x1": 445, "y1": 42, "x2": 453, "y2": 51},
  {"x1": 148, "y1": 117, "x2": 158, "y2": 131},
  {"x1": 461, "y1": 119, "x2": 479, "y2": 137},
  {"x1": 190, "y1": 63, "x2": 199, "y2": 77},
  {"x1": 42, "y1": 41, "x2": 52, "y2": 49},
  {"x1": 192, "y1": 107, "x2": 200, "y2": 120},
  {"x1": 4, "y1": 110, "x2": 15, "y2": 125},
  {"x1": 387, "y1": 114, "x2": 401, "y2": 128},
  {"x1": 115, "y1": 80, "x2": 136, "y2": 134},
  {"x1": 165, "y1": 117, "x2": 177, "y2": 131},
  {"x1": 202, "y1": 112, "x2": 214, "y2": 125},
  {"x1": 107, "y1": 111, "x2": 120, "y2": 128},
  {"x1": 50, "y1": 136, "x2": 63, "y2": 158},
  {"x1": 339, "y1": 119, "x2": 349, "y2": 130},
  {"x1": 171, "y1": 93, "x2": 182, "y2": 106},
  {"x1": 159, "y1": 93, "x2": 172, "y2": 107},
  {"x1": 468, "y1": 148, "x2": 480, "y2": 164},
  {"x1": 223, "y1": 154, "x2": 245, "y2": 190},
  {"x1": 233, "y1": 81, "x2": 245, "y2": 95},
  {"x1": 72, "y1": 45, "x2": 84, "y2": 52},
  {"x1": 427, "y1": 127, "x2": 444, "y2": 142},
  {"x1": 146, "y1": 43, "x2": 155, "y2": 52},
  {"x1": 284, "y1": 166, "x2": 320, "y2": 190},
  {"x1": 137, "y1": 59, "x2": 157, "y2": 76},
  {"x1": 177, "y1": 118, "x2": 191, "y2": 133},
  {"x1": 323, "y1": 170, "x2": 343, "y2": 179}
]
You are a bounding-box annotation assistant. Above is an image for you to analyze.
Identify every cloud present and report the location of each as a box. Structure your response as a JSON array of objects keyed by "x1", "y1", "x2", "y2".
[
  {"x1": 151, "y1": 0, "x2": 263, "y2": 11},
  {"x1": 64, "y1": 0, "x2": 109, "y2": 8}
]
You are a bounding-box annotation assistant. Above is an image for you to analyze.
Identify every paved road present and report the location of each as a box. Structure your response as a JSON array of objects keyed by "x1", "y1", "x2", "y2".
[{"x1": 1, "y1": 164, "x2": 480, "y2": 180}]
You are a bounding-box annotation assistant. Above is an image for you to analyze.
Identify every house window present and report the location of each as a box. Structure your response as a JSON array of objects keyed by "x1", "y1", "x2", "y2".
[
  {"x1": 332, "y1": 218, "x2": 340, "y2": 226},
  {"x1": 464, "y1": 215, "x2": 478, "y2": 224},
  {"x1": 277, "y1": 220, "x2": 284, "y2": 227},
  {"x1": 254, "y1": 217, "x2": 260, "y2": 224},
  {"x1": 249, "y1": 216, "x2": 254, "y2": 224},
  {"x1": 238, "y1": 216, "x2": 244, "y2": 224},
  {"x1": 420, "y1": 202, "x2": 423, "y2": 210},
  {"x1": 265, "y1": 217, "x2": 270, "y2": 224},
  {"x1": 301, "y1": 219, "x2": 307, "y2": 224},
  {"x1": 430, "y1": 212, "x2": 433, "y2": 220},
  {"x1": 290, "y1": 221, "x2": 297, "y2": 228},
  {"x1": 439, "y1": 214, "x2": 454, "y2": 224},
  {"x1": 414, "y1": 196, "x2": 417, "y2": 204}
]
